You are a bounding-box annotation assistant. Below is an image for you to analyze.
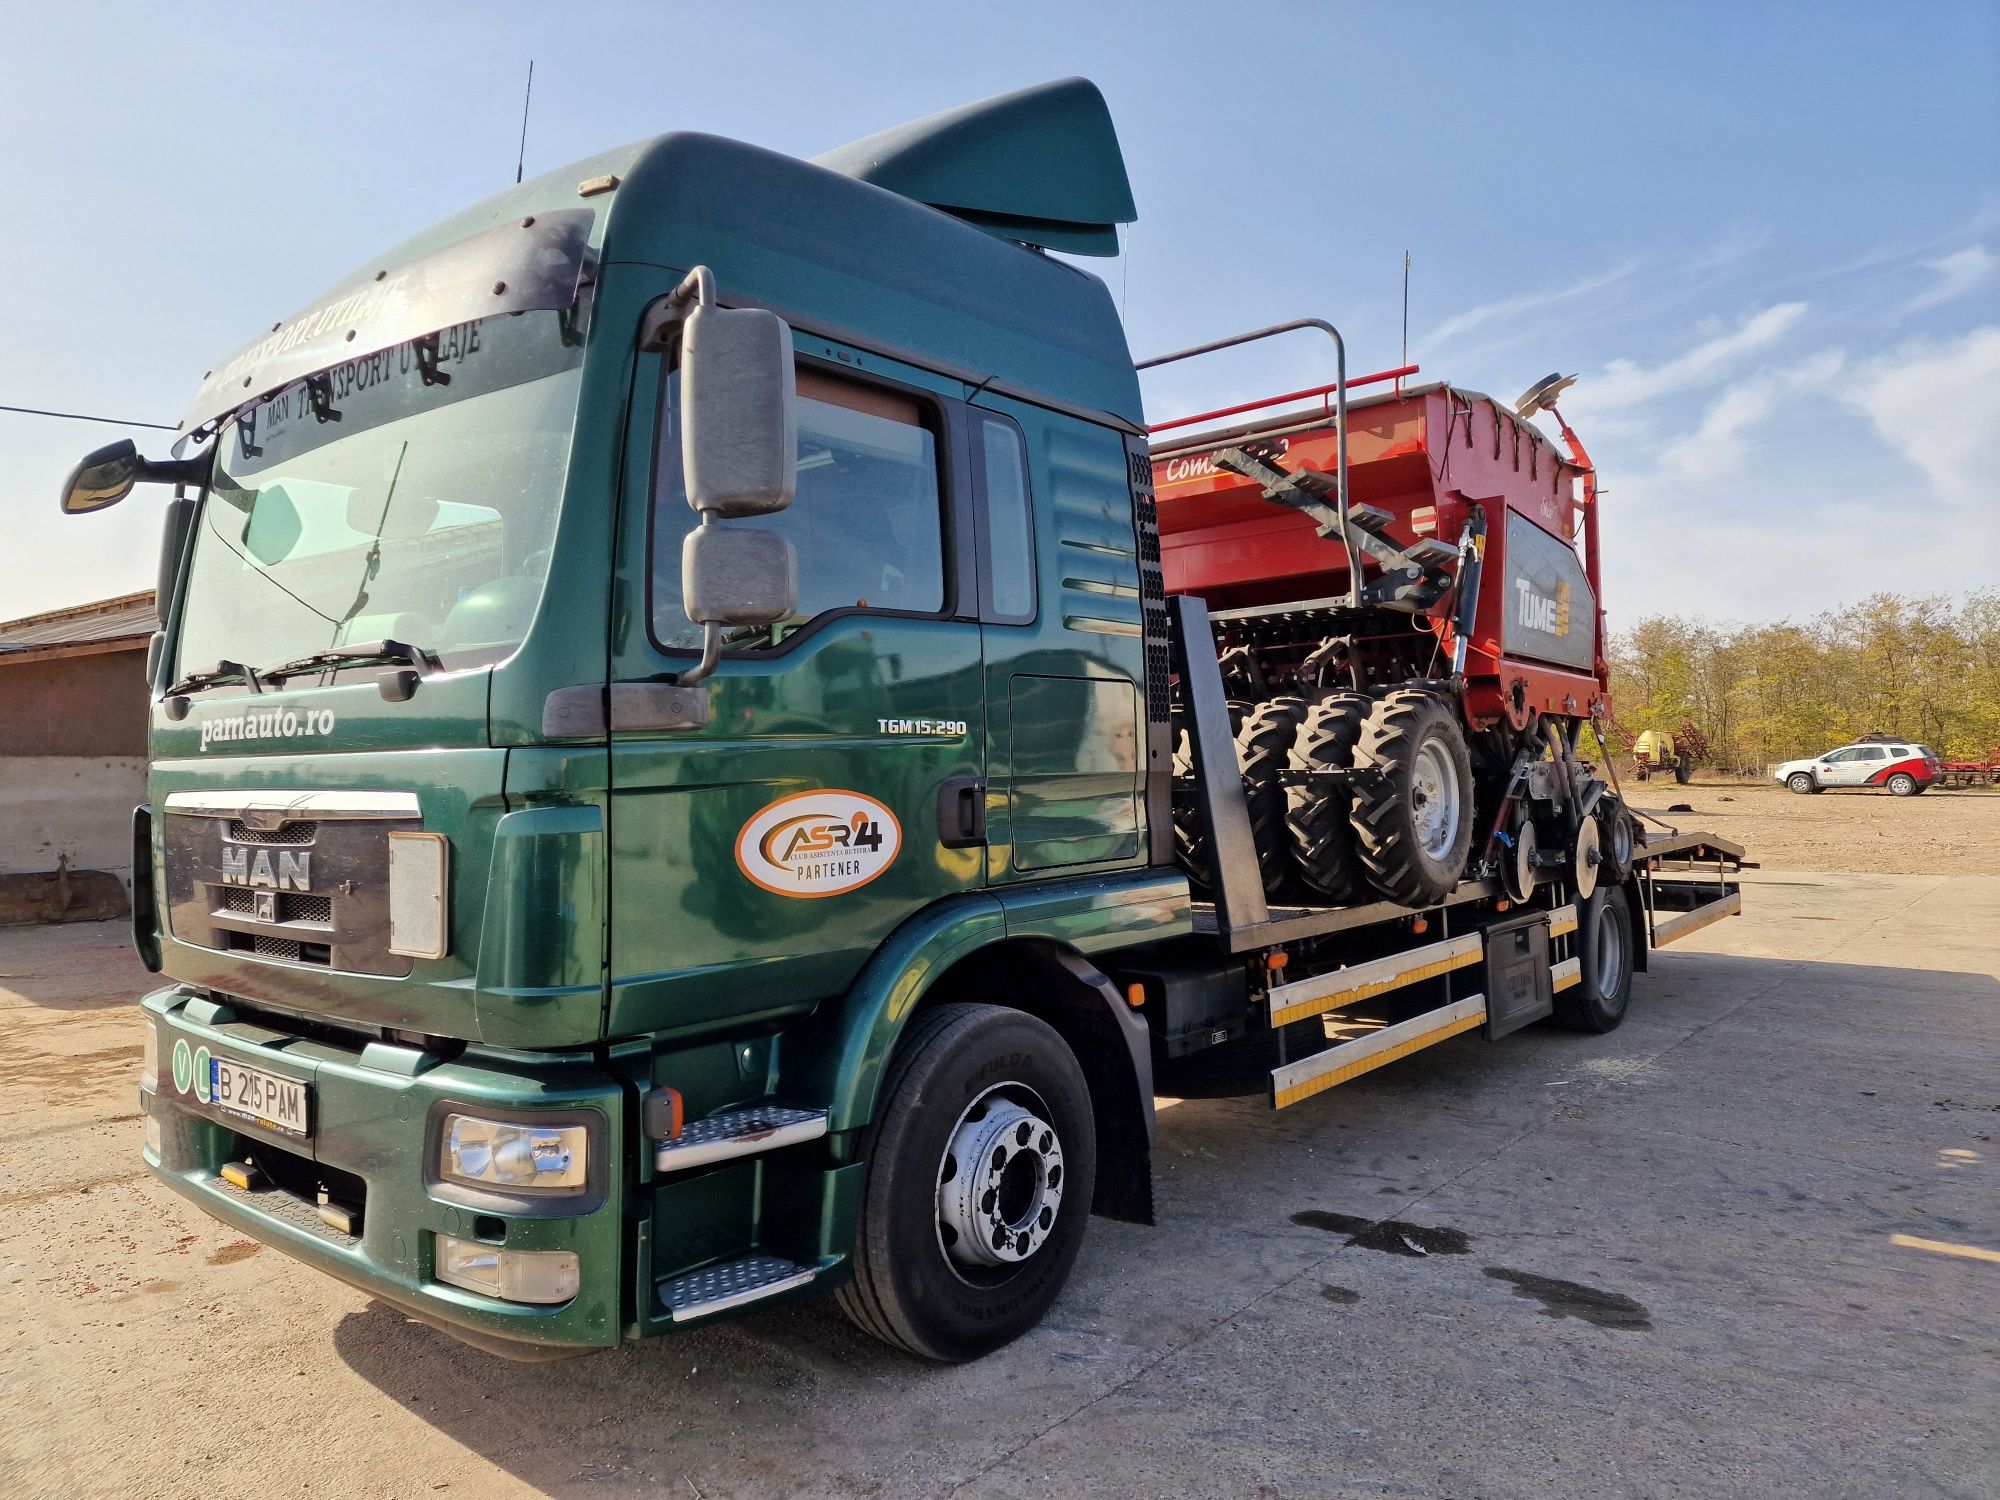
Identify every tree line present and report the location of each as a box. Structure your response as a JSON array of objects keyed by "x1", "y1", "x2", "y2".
[{"x1": 1607, "y1": 591, "x2": 2000, "y2": 771}]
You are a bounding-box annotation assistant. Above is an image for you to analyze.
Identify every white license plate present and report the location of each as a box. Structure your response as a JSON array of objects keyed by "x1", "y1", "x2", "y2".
[{"x1": 211, "y1": 1056, "x2": 309, "y2": 1137}]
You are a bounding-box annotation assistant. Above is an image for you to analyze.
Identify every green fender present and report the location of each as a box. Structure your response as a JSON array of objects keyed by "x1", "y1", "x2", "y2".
[{"x1": 787, "y1": 868, "x2": 1189, "y2": 1137}]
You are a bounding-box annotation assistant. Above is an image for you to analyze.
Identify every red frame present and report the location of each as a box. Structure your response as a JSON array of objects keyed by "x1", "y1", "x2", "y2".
[{"x1": 1150, "y1": 382, "x2": 1608, "y2": 727}]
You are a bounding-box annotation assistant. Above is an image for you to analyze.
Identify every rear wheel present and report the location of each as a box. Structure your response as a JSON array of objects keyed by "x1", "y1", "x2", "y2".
[
  {"x1": 1350, "y1": 689, "x2": 1474, "y2": 906},
  {"x1": 1237, "y1": 696, "x2": 1307, "y2": 898},
  {"x1": 1786, "y1": 772, "x2": 1815, "y2": 795},
  {"x1": 1673, "y1": 752, "x2": 1693, "y2": 785},
  {"x1": 838, "y1": 1003, "x2": 1096, "y2": 1362},
  {"x1": 1284, "y1": 691, "x2": 1373, "y2": 900},
  {"x1": 1887, "y1": 773, "x2": 1917, "y2": 797},
  {"x1": 1553, "y1": 886, "x2": 1634, "y2": 1033}
]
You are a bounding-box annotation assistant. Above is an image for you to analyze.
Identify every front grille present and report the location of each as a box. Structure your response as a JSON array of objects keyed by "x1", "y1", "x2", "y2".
[
  {"x1": 228, "y1": 820, "x2": 317, "y2": 845},
  {"x1": 215, "y1": 890, "x2": 332, "y2": 925},
  {"x1": 253, "y1": 936, "x2": 302, "y2": 961}
]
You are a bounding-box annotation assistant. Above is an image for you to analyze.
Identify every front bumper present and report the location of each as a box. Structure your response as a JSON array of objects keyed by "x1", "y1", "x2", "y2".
[{"x1": 139, "y1": 985, "x2": 628, "y2": 1359}]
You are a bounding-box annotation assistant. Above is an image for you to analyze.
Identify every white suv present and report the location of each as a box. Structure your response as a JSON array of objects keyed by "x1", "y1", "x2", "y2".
[{"x1": 1773, "y1": 742, "x2": 1939, "y2": 797}]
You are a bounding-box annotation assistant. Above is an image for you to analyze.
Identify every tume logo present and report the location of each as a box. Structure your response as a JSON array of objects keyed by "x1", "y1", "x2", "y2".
[
  {"x1": 735, "y1": 789, "x2": 901, "y2": 899},
  {"x1": 1514, "y1": 577, "x2": 1573, "y2": 637}
]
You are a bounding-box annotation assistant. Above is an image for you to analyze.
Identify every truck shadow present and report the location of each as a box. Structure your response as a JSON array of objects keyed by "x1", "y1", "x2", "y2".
[{"x1": 329, "y1": 946, "x2": 2000, "y2": 1499}]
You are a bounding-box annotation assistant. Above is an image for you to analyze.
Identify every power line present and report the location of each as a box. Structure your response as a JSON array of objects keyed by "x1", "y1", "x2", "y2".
[{"x1": 1, "y1": 402, "x2": 175, "y2": 432}]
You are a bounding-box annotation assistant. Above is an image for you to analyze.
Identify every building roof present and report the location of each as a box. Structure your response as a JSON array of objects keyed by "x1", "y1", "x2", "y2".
[{"x1": 0, "y1": 590, "x2": 156, "y2": 664}]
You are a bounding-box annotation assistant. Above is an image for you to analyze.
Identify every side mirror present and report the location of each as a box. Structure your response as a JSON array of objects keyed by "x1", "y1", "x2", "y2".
[
  {"x1": 60, "y1": 439, "x2": 209, "y2": 515},
  {"x1": 679, "y1": 304, "x2": 796, "y2": 517},
  {"x1": 60, "y1": 439, "x2": 142, "y2": 514},
  {"x1": 682, "y1": 524, "x2": 797, "y2": 626}
]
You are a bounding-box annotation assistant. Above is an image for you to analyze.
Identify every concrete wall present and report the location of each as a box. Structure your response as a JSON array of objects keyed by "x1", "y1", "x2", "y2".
[
  {"x1": 0, "y1": 755, "x2": 147, "y2": 879},
  {"x1": 0, "y1": 647, "x2": 149, "y2": 886}
]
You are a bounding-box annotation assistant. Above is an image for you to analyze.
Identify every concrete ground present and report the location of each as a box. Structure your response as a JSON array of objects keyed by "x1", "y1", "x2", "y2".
[{"x1": 2, "y1": 873, "x2": 1996, "y2": 1500}]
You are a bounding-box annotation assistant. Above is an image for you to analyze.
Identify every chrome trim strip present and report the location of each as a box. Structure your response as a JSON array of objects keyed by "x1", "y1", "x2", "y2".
[{"x1": 165, "y1": 790, "x2": 422, "y2": 821}]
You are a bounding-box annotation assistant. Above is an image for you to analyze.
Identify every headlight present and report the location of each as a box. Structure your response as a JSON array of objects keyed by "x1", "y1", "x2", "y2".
[
  {"x1": 141, "y1": 1024, "x2": 159, "y2": 1092},
  {"x1": 439, "y1": 1114, "x2": 591, "y2": 1194},
  {"x1": 434, "y1": 1234, "x2": 579, "y2": 1305}
]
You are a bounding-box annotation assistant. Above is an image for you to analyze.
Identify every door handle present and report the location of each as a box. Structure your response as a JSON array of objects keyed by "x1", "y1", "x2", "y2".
[{"x1": 937, "y1": 777, "x2": 987, "y2": 848}]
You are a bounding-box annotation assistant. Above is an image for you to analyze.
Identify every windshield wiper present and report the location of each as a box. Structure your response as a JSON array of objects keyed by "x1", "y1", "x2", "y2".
[
  {"x1": 260, "y1": 638, "x2": 442, "y2": 683},
  {"x1": 163, "y1": 659, "x2": 264, "y2": 699}
]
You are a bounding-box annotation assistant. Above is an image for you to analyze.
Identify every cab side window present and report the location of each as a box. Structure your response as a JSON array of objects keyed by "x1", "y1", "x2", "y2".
[
  {"x1": 976, "y1": 415, "x2": 1036, "y2": 623},
  {"x1": 651, "y1": 367, "x2": 947, "y2": 652}
]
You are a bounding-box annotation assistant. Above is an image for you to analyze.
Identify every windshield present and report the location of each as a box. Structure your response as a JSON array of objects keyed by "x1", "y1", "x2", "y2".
[{"x1": 176, "y1": 304, "x2": 586, "y2": 680}]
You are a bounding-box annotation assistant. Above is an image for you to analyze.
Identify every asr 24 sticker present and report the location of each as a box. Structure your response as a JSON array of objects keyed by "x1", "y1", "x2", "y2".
[{"x1": 735, "y1": 789, "x2": 902, "y2": 899}]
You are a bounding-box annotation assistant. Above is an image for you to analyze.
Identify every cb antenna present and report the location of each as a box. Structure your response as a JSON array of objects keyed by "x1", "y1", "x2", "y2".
[
  {"x1": 515, "y1": 60, "x2": 535, "y2": 184},
  {"x1": 1400, "y1": 249, "x2": 1411, "y2": 369}
]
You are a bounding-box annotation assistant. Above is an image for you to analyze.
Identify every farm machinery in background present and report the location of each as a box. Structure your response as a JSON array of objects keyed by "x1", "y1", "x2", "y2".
[{"x1": 1629, "y1": 724, "x2": 1705, "y2": 783}]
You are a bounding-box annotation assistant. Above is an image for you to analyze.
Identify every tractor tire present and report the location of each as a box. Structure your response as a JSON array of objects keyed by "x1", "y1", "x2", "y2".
[
  {"x1": 1552, "y1": 886, "x2": 1635, "y2": 1033},
  {"x1": 1349, "y1": 689, "x2": 1475, "y2": 906},
  {"x1": 1887, "y1": 772, "x2": 1918, "y2": 797},
  {"x1": 1169, "y1": 702, "x2": 1250, "y2": 892},
  {"x1": 1236, "y1": 696, "x2": 1307, "y2": 898},
  {"x1": 1673, "y1": 752, "x2": 1693, "y2": 785},
  {"x1": 1284, "y1": 691, "x2": 1373, "y2": 900},
  {"x1": 837, "y1": 1003, "x2": 1096, "y2": 1361},
  {"x1": 1786, "y1": 772, "x2": 1815, "y2": 795},
  {"x1": 1170, "y1": 718, "x2": 1211, "y2": 891}
]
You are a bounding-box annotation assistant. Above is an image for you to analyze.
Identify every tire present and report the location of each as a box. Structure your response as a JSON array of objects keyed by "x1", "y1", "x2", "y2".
[
  {"x1": 837, "y1": 1003, "x2": 1097, "y2": 1362},
  {"x1": 1598, "y1": 801, "x2": 1636, "y2": 885},
  {"x1": 1236, "y1": 696, "x2": 1307, "y2": 898},
  {"x1": 1349, "y1": 689, "x2": 1475, "y2": 906},
  {"x1": 1673, "y1": 752, "x2": 1693, "y2": 785},
  {"x1": 1169, "y1": 702, "x2": 1250, "y2": 891},
  {"x1": 1552, "y1": 886, "x2": 1634, "y2": 1032},
  {"x1": 1887, "y1": 773, "x2": 1917, "y2": 797},
  {"x1": 1170, "y1": 714, "x2": 1211, "y2": 891},
  {"x1": 1284, "y1": 691, "x2": 1373, "y2": 899},
  {"x1": 1786, "y1": 772, "x2": 1815, "y2": 795}
]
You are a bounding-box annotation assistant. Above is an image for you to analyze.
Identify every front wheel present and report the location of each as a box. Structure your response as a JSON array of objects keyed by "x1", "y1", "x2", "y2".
[
  {"x1": 837, "y1": 1003, "x2": 1096, "y2": 1362},
  {"x1": 1887, "y1": 773, "x2": 1917, "y2": 797},
  {"x1": 1786, "y1": 772, "x2": 1815, "y2": 795}
]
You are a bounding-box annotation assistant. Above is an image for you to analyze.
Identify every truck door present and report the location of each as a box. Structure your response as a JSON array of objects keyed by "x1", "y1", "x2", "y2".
[
  {"x1": 967, "y1": 393, "x2": 1149, "y2": 881},
  {"x1": 603, "y1": 339, "x2": 987, "y2": 1038}
]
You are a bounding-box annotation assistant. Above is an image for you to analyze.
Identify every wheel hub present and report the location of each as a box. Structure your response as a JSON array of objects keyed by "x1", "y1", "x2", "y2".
[
  {"x1": 1411, "y1": 741, "x2": 1462, "y2": 861},
  {"x1": 938, "y1": 1090, "x2": 1064, "y2": 1269}
]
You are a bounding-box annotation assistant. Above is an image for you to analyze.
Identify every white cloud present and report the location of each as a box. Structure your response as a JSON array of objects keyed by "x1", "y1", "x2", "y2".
[
  {"x1": 1572, "y1": 303, "x2": 1810, "y2": 426},
  {"x1": 1424, "y1": 259, "x2": 1641, "y2": 349},
  {"x1": 1654, "y1": 349, "x2": 1847, "y2": 487},
  {"x1": 1905, "y1": 245, "x2": 1995, "y2": 313},
  {"x1": 1842, "y1": 325, "x2": 2000, "y2": 512}
]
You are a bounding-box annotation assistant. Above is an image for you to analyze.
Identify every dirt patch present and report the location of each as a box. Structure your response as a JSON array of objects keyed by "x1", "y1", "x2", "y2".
[
  {"x1": 1625, "y1": 779, "x2": 2000, "y2": 875},
  {"x1": 208, "y1": 1240, "x2": 263, "y2": 1266}
]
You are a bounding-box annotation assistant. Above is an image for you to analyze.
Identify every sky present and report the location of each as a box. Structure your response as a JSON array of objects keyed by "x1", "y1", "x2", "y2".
[{"x1": 3, "y1": 1, "x2": 1996, "y2": 631}]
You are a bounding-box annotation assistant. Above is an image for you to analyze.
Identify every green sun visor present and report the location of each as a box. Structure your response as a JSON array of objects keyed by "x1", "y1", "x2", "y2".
[
  {"x1": 814, "y1": 77, "x2": 1136, "y2": 257},
  {"x1": 178, "y1": 209, "x2": 594, "y2": 437}
]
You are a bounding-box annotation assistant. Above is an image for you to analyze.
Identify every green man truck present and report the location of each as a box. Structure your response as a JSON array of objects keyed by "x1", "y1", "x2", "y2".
[{"x1": 64, "y1": 79, "x2": 1741, "y2": 1362}]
